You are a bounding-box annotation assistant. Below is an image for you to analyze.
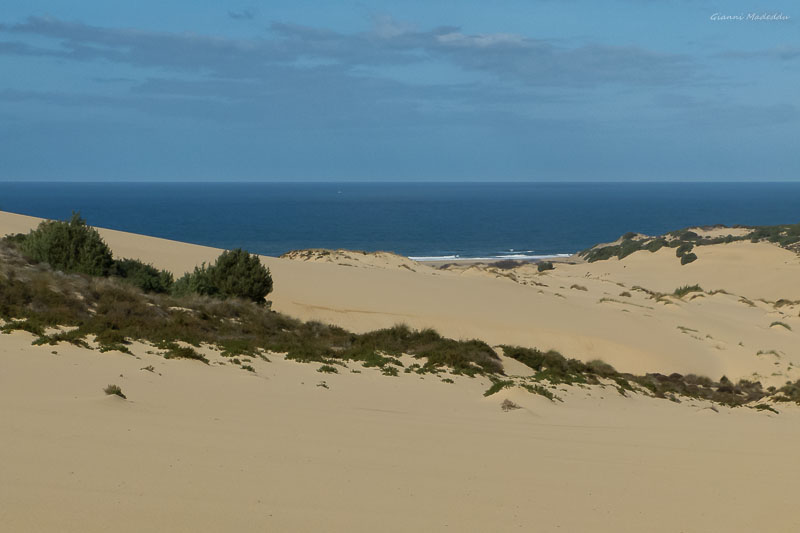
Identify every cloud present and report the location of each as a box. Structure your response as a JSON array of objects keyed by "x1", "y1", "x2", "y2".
[
  {"x1": 0, "y1": 15, "x2": 695, "y2": 87},
  {"x1": 0, "y1": 39, "x2": 56, "y2": 57},
  {"x1": 719, "y1": 45, "x2": 800, "y2": 61},
  {"x1": 228, "y1": 8, "x2": 256, "y2": 21},
  {"x1": 0, "y1": 13, "x2": 710, "y2": 138}
]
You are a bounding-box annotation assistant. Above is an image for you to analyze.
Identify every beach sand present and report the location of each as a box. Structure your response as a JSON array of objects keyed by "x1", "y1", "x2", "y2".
[
  {"x1": 2, "y1": 210, "x2": 799, "y2": 531},
  {"x1": 2, "y1": 330, "x2": 799, "y2": 532}
]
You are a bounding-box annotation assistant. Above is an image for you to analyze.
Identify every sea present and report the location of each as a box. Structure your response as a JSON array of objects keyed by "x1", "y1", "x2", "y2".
[{"x1": 2, "y1": 182, "x2": 799, "y2": 261}]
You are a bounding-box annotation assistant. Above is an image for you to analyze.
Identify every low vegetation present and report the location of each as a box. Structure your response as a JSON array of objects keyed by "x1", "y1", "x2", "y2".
[
  {"x1": 0, "y1": 228, "x2": 499, "y2": 376},
  {"x1": 674, "y1": 284, "x2": 703, "y2": 298},
  {"x1": 501, "y1": 344, "x2": 793, "y2": 409},
  {"x1": 159, "y1": 342, "x2": 208, "y2": 363},
  {"x1": 103, "y1": 384, "x2": 126, "y2": 399},
  {"x1": 580, "y1": 222, "x2": 800, "y2": 264},
  {"x1": 521, "y1": 383, "x2": 559, "y2": 402},
  {"x1": 484, "y1": 379, "x2": 514, "y2": 396},
  {"x1": 500, "y1": 399, "x2": 521, "y2": 411},
  {"x1": 493, "y1": 259, "x2": 526, "y2": 270},
  {"x1": 501, "y1": 346, "x2": 616, "y2": 386}
]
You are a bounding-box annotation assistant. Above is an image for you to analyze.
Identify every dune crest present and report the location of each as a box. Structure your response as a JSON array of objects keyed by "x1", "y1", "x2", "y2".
[{"x1": 280, "y1": 248, "x2": 427, "y2": 272}]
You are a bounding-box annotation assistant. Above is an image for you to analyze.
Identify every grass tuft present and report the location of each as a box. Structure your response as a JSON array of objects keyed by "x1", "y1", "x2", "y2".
[
  {"x1": 103, "y1": 384, "x2": 126, "y2": 399},
  {"x1": 484, "y1": 379, "x2": 514, "y2": 397},
  {"x1": 673, "y1": 284, "x2": 703, "y2": 298}
]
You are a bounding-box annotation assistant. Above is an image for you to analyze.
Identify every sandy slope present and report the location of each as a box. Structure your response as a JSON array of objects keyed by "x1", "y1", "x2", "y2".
[
  {"x1": 2, "y1": 330, "x2": 799, "y2": 532},
  {"x1": 2, "y1": 210, "x2": 798, "y2": 383},
  {"x1": 3, "y1": 210, "x2": 800, "y2": 531}
]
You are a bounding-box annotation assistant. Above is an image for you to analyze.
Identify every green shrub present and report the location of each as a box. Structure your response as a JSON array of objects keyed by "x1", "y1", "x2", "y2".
[
  {"x1": 318, "y1": 364, "x2": 338, "y2": 373},
  {"x1": 537, "y1": 261, "x2": 554, "y2": 272},
  {"x1": 675, "y1": 242, "x2": 693, "y2": 257},
  {"x1": 643, "y1": 238, "x2": 669, "y2": 253},
  {"x1": 382, "y1": 366, "x2": 399, "y2": 376},
  {"x1": 21, "y1": 213, "x2": 113, "y2": 276},
  {"x1": 493, "y1": 259, "x2": 525, "y2": 270},
  {"x1": 111, "y1": 258, "x2": 174, "y2": 293},
  {"x1": 680, "y1": 252, "x2": 698, "y2": 265},
  {"x1": 173, "y1": 248, "x2": 272, "y2": 303},
  {"x1": 159, "y1": 342, "x2": 208, "y2": 363}
]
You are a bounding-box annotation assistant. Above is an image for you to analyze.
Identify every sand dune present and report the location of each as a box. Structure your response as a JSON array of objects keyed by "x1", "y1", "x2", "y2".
[
  {"x1": 2, "y1": 210, "x2": 800, "y2": 531},
  {"x1": 2, "y1": 210, "x2": 799, "y2": 383},
  {"x1": 280, "y1": 248, "x2": 428, "y2": 272},
  {"x1": 2, "y1": 329, "x2": 799, "y2": 532}
]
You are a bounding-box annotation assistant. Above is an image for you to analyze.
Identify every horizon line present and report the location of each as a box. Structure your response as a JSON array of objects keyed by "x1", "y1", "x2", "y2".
[{"x1": 2, "y1": 179, "x2": 800, "y2": 184}]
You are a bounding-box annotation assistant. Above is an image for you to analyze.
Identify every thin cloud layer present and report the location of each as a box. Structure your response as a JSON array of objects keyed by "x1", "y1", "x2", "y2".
[{"x1": 2, "y1": 15, "x2": 694, "y2": 87}]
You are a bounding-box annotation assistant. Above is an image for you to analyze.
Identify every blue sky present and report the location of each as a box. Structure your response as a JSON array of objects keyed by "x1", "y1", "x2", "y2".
[{"x1": 0, "y1": 0, "x2": 797, "y2": 181}]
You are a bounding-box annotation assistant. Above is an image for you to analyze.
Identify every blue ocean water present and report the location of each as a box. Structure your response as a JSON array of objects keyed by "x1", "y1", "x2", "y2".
[{"x1": 1, "y1": 182, "x2": 799, "y2": 260}]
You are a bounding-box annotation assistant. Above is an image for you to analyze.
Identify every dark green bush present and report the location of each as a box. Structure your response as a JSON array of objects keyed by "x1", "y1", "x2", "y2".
[
  {"x1": 675, "y1": 242, "x2": 693, "y2": 258},
  {"x1": 173, "y1": 248, "x2": 272, "y2": 303},
  {"x1": 537, "y1": 261, "x2": 554, "y2": 272},
  {"x1": 111, "y1": 258, "x2": 173, "y2": 293},
  {"x1": 493, "y1": 259, "x2": 525, "y2": 270},
  {"x1": 643, "y1": 238, "x2": 669, "y2": 253},
  {"x1": 21, "y1": 213, "x2": 113, "y2": 276},
  {"x1": 680, "y1": 252, "x2": 698, "y2": 265}
]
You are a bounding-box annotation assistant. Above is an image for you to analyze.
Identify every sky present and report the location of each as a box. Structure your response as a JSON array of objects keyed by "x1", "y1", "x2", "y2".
[{"x1": 0, "y1": 0, "x2": 797, "y2": 181}]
